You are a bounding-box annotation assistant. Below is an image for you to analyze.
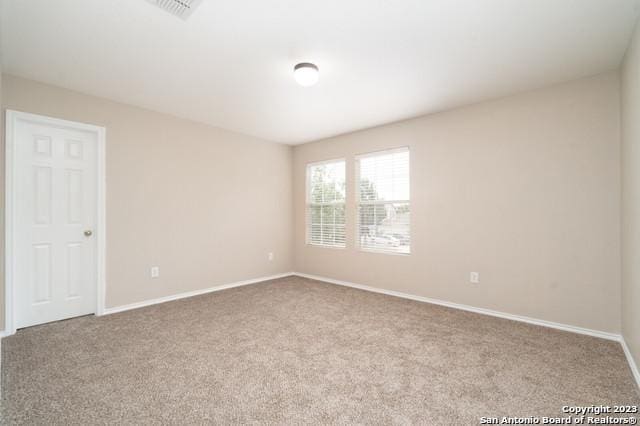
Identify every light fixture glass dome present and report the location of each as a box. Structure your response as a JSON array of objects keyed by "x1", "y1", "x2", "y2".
[{"x1": 294, "y1": 63, "x2": 319, "y2": 87}]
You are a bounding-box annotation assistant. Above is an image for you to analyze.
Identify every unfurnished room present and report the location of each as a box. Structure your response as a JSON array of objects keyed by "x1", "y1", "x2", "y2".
[{"x1": 0, "y1": 0, "x2": 639, "y2": 424}]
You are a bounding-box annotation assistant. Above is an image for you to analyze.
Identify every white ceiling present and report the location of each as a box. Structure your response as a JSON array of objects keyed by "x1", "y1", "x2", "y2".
[{"x1": 1, "y1": 0, "x2": 639, "y2": 144}]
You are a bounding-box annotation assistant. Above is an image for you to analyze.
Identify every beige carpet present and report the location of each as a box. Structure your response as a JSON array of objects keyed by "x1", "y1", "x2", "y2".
[{"x1": 1, "y1": 276, "x2": 638, "y2": 425}]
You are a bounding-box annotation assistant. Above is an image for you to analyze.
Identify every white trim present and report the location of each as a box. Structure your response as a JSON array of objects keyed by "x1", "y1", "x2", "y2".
[
  {"x1": 306, "y1": 157, "x2": 346, "y2": 169},
  {"x1": 293, "y1": 272, "x2": 621, "y2": 342},
  {"x1": 4, "y1": 111, "x2": 16, "y2": 337},
  {"x1": 102, "y1": 272, "x2": 295, "y2": 315},
  {"x1": 0, "y1": 270, "x2": 636, "y2": 390},
  {"x1": 355, "y1": 145, "x2": 409, "y2": 160},
  {"x1": 4, "y1": 110, "x2": 107, "y2": 336},
  {"x1": 357, "y1": 247, "x2": 411, "y2": 256},
  {"x1": 96, "y1": 126, "x2": 107, "y2": 316},
  {"x1": 621, "y1": 338, "x2": 640, "y2": 390},
  {"x1": 296, "y1": 270, "x2": 640, "y2": 386}
]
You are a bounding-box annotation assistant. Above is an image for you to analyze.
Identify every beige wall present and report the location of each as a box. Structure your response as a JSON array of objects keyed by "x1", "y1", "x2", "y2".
[
  {"x1": 0, "y1": 74, "x2": 293, "y2": 326},
  {"x1": 293, "y1": 72, "x2": 621, "y2": 333},
  {"x1": 0, "y1": 71, "x2": 625, "y2": 336},
  {"x1": 622, "y1": 19, "x2": 640, "y2": 371}
]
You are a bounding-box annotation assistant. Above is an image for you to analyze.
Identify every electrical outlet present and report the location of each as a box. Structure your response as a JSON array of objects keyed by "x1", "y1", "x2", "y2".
[
  {"x1": 268, "y1": 252, "x2": 274, "y2": 262},
  {"x1": 151, "y1": 266, "x2": 160, "y2": 278},
  {"x1": 470, "y1": 272, "x2": 479, "y2": 284}
]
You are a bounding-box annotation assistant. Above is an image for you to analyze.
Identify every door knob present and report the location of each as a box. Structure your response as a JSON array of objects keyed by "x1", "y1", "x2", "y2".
[{"x1": 84, "y1": 230, "x2": 93, "y2": 237}]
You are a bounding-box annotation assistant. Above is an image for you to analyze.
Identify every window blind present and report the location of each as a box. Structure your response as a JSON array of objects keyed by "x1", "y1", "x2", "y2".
[
  {"x1": 306, "y1": 160, "x2": 346, "y2": 248},
  {"x1": 356, "y1": 148, "x2": 410, "y2": 254}
]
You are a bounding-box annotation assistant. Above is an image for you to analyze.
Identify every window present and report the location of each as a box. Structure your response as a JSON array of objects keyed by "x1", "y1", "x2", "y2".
[
  {"x1": 356, "y1": 148, "x2": 410, "y2": 254},
  {"x1": 306, "y1": 160, "x2": 346, "y2": 248}
]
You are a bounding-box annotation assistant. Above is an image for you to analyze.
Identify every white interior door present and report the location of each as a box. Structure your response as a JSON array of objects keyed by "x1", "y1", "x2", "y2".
[{"x1": 13, "y1": 113, "x2": 99, "y2": 329}]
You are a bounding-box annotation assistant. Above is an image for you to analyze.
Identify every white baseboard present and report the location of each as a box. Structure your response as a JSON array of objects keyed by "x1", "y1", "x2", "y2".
[
  {"x1": 2, "y1": 270, "x2": 636, "y2": 390},
  {"x1": 295, "y1": 272, "x2": 640, "y2": 388},
  {"x1": 101, "y1": 272, "x2": 295, "y2": 315},
  {"x1": 293, "y1": 272, "x2": 621, "y2": 342},
  {"x1": 621, "y1": 338, "x2": 640, "y2": 390}
]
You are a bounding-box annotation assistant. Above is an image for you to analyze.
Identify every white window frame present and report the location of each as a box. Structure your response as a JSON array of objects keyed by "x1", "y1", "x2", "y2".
[
  {"x1": 305, "y1": 158, "x2": 347, "y2": 249},
  {"x1": 355, "y1": 147, "x2": 410, "y2": 255}
]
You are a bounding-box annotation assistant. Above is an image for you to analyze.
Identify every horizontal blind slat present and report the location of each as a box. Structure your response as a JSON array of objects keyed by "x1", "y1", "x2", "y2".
[
  {"x1": 357, "y1": 148, "x2": 410, "y2": 254},
  {"x1": 306, "y1": 159, "x2": 346, "y2": 248}
]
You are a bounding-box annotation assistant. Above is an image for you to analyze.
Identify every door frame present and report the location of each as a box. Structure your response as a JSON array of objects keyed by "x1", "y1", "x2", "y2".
[{"x1": 4, "y1": 110, "x2": 107, "y2": 336}]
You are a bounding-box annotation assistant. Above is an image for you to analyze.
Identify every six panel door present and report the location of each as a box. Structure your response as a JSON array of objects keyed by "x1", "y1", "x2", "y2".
[{"x1": 14, "y1": 116, "x2": 98, "y2": 329}]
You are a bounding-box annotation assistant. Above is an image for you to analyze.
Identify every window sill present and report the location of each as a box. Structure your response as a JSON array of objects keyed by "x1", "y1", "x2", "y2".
[
  {"x1": 357, "y1": 248, "x2": 411, "y2": 256},
  {"x1": 306, "y1": 243, "x2": 347, "y2": 250}
]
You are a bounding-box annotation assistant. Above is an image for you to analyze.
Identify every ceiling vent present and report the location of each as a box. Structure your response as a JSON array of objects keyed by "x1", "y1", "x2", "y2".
[{"x1": 147, "y1": 0, "x2": 203, "y2": 20}]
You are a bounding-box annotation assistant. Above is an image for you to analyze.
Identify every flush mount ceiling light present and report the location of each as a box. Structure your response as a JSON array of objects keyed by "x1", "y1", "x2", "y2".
[{"x1": 294, "y1": 63, "x2": 320, "y2": 87}]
